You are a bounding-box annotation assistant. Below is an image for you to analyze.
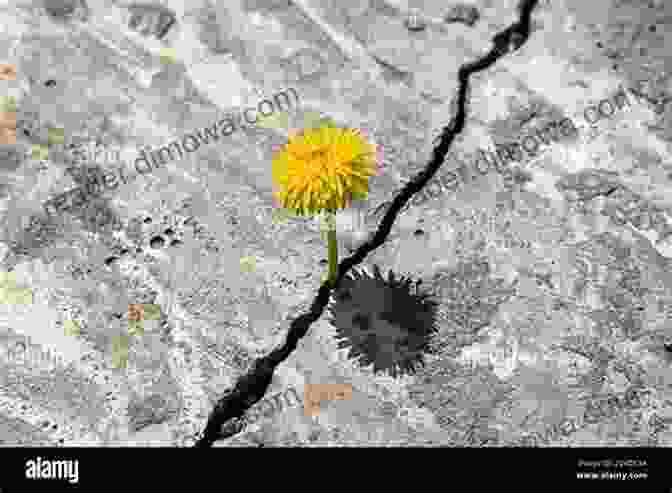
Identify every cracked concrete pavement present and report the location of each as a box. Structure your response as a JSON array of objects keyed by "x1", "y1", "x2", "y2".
[{"x1": 0, "y1": 0, "x2": 671, "y2": 448}]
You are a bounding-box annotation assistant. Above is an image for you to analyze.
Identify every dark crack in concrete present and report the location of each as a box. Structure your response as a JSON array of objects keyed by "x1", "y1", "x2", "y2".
[{"x1": 194, "y1": 0, "x2": 541, "y2": 448}]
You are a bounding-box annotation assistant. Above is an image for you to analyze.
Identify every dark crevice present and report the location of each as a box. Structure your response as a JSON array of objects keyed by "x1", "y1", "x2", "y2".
[{"x1": 194, "y1": 0, "x2": 540, "y2": 448}]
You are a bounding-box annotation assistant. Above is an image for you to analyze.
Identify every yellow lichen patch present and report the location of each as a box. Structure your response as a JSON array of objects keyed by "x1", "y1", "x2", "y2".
[
  {"x1": 0, "y1": 95, "x2": 17, "y2": 113},
  {"x1": 240, "y1": 255, "x2": 256, "y2": 273},
  {"x1": 0, "y1": 271, "x2": 16, "y2": 287},
  {"x1": 111, "y1": 334, "x2": 130, "y2": 370},
  {"x1": 0, "y1": 271, "x2": 33, "y2": 305},
  {"x1": 127, "y1": 319, "x2": 144, "y2": 336},
  {"x1": 1, "y1": 287, "x2": 32, "y2": 305},
  {"x1": 142, "y1": 304, "x2": 161, "y2": 320},
  {"x1": 47, "y1": 127, "x2": 64, "y2": 146},
  {"x1": 31, "y1": 144, "x2": 49, "y2": 160},
  {"x1": 159, "y1": 47, "x2": 177, "y2": 64},
  {"x1": 63, "y1": 319, "x2": 81, "y2": 337}
]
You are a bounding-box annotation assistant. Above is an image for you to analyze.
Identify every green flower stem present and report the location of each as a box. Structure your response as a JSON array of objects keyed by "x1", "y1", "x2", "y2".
[{"x1": 327, "y1": 221, "x2": 338, "y2": 287}]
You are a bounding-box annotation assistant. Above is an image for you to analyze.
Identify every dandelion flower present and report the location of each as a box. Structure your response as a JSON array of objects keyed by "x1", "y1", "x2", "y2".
[
  {"x1": 272, "y1": 124, "x2": 377, "y2": 285},
  {"x1": 272, "y1": 125, "x2": 376, "y2": 215}
]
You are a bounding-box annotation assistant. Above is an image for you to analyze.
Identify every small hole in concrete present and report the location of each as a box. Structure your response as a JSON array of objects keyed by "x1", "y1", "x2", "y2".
[{"x1": 150, "y1": 236, "x2": 165, "y2": 249}]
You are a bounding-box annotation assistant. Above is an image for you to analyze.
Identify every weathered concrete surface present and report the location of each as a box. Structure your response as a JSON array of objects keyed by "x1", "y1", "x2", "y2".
[{"x1": 0, "y1": 0, "x2": 671, "y2": 447}]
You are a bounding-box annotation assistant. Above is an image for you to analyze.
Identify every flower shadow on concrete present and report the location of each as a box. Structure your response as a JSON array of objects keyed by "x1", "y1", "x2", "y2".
[{"x1": 327, "y1": 265, "x2": 439, "y2": 378}]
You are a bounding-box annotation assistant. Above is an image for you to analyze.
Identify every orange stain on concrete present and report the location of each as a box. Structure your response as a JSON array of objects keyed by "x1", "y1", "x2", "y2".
[
  {"x1": 304, "y1": 383, "x2": 353, "y2": 417},
  {"x1": 0, "y1": 111, "x2": 16, "y2": 144},
  {"x1": 0, "y1": 64, "x2": 16, "y2": 80},
  {"x1": 128, "y1": 303, "x2": 145, "y2": 322}
]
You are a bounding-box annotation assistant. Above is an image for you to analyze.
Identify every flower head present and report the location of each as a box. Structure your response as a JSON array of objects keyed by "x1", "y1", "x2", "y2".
[{"x1": 272, "y1": 124, "x2": 377, "y2": 216}]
